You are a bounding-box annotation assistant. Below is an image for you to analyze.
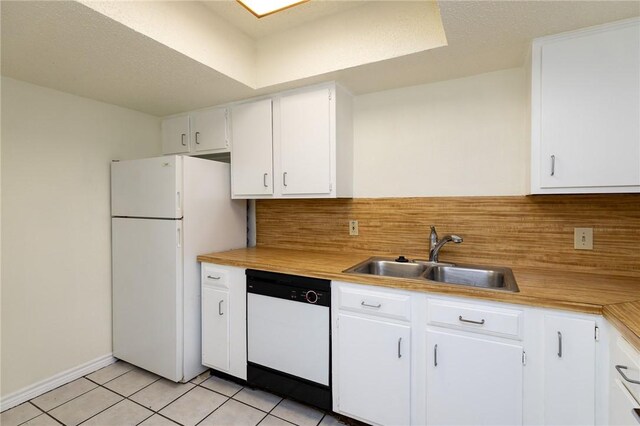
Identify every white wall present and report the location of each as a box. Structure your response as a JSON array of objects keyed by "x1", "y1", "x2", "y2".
[
  {"x1": 353, "y1": 67, "x2": 528, "y2": 197},
  {"x1": 0, "y1": 77, "x2": 161, "y2": 398}
]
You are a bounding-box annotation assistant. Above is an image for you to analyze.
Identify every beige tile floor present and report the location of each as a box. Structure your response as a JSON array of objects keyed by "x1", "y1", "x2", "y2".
[{"x1": 1, "y1": 362, "x2": 351, "y2": 426}]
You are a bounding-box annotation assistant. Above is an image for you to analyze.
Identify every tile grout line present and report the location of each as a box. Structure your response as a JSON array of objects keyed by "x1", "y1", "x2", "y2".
[{"x1": 31, "y1": 380, "x2": 100, "y2": 414}]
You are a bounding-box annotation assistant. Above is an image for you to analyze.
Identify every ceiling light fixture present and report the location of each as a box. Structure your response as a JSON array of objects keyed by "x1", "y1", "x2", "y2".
[{"x1": 236, "y1": 0, "x2": 310, "y2": 18}]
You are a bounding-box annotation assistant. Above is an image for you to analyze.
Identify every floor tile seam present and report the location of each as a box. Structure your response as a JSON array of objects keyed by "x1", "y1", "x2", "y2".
[
  {"x1": 83, "y1": 365, "x2": 134, "y2": 387},
  {"x1": 123, "y1": 397, "x2": 174, "y2": 424},
  {"x1": 151, "y1": 384, "x2": 202, "y2": 416},
  {"x1": 159, "y1": 385, "x2": 233, "y2": 426},
  {"x1": 58, "y1": 393, "x2": 124, "y2": 426},
  {"x1": 14, "y1": 410, "x2": 63, "y2": 426},
  {"x1": 32, "y1": 382, "x2": 99, "y2": 413},
  {"x1": 194, "y1": 381, "x2": 242, "y2": 399},
  {"x1": 265, "y1": 398, "x2": 306, "y2": 425},
  {"x1": 137, "y1": 411, "x2": 181, "y2": 426},
  {"x1": 101, "y1": 376, "x2": 162, "y2": 399},
  {"x1": 7, "y1": 401, "x2": 44, "y2": 425},
  {"x1": 191, "y1": 395, "x2": 268, "y2": 426}
]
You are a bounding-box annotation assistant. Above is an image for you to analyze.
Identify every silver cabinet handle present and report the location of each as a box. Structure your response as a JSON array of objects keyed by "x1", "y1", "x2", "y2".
[
  {"x1": 550, "y1": 155, "x2": 555, "y2": 176},
  {"x1": 263, "y1": 173, "x2": 268, "y2": 187},
  {"x1": 207, "y1": 275, "x2": 221, "y2": 280},
  {"x1": 398, "y1": 337, "x2": 402, "y2": 358},
  {"x1": 616, "y1": 365, "x2": 640, "y2": 385},
  {"x1": 195, "y1": 131, "x2": 200, "y2": 144},
  {"x1": 181, "y1": 133, "x2": 186, "y2": 146},
  {"x1": 434, "y1": 344, "x2": 438, "y2": 367},
  {"x1": 218, "y1": 300, "x2": 223, "y2": 316},
  {"x1": 459, "y1": 315, "x2": 485, "y2": 325},
  {"x1": 283, "y1": 172, "x2": 288, "y2": 187},
  {"x1": 361, "y1": 301, "x2": 381, "y2": 308},
  {"x1": 557, "y1": 331, "x2": 563, "y2": 358}
]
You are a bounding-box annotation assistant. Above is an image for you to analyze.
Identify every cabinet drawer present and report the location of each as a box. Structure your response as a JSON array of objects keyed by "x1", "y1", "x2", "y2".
[
  {"x1": 202, "y1": 264, "x2": 229, "y2": 289},
  {"x1": 427, "y1": 299, "x2": 523, "y2": 340},
  {"x1": 338, "y1": 286, "x2": 411, "y2": 321},
  {"x1": 612, "y1": 334, "x2": 640, "y2": 402}
]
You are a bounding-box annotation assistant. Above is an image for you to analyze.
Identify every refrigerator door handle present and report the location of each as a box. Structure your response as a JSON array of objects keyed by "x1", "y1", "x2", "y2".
[{"x1": 177, "y1": 227, "x2": 181, "y2": 248}]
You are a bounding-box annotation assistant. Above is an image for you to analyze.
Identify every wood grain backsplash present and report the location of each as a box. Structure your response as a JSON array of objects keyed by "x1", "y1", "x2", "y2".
[{"x1": 256, "y1": 195, "x2": 640, "y2": 278}]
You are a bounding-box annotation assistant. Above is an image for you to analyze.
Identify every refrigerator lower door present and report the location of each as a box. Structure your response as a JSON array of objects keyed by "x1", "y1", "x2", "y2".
[{"x1": 112, "y1": 217, "x2": 184, "y2": 381}]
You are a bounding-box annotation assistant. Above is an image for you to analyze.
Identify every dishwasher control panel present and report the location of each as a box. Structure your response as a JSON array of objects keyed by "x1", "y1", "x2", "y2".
[{"x1": 246, "y1": 269, "x2": 330, "y2": 307}]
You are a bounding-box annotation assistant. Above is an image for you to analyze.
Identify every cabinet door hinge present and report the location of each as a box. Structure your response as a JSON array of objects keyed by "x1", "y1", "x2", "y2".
[
  {"x1": 595, "y1": 325, "x2": 600, "y2": 341},
  {"x1": 522, "y1": 351, "x2": 527, "y2": 366}
]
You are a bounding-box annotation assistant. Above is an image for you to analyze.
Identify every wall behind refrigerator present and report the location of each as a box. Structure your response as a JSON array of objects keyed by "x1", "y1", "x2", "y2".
[{"x1": 1, "y1": 77, "x2": 162, "y2": 399}]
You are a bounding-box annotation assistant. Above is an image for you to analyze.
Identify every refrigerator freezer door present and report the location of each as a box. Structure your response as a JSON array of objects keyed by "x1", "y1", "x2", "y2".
[
  {"x1": 112, "y1": 217, "x2": 184, "y2": 381},
  {"x1": 111, "y1": 156, "x2": 182, "y2": 219}
]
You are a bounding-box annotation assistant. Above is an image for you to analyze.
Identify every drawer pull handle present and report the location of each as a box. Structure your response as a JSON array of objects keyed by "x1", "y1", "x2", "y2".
[
  {"x1": 361, "y1": 301, "x2": 381, "y2": 308},
  {"x1": 218, "y1": 300, "x2": 224, "y2": 316},
  {"x1": 283, "y1": 172, "x2": 288, "y2": 187},
  {"x1": 263, "y1": 173, "x2": 268, "y2": 187},
  {"x1": 398, "y1": 337, "x2": 402, "y2": 358},
  {"x1": 557, "y1": 331, "x2": 563, "y2": 358},
  {"x1": 550, "y1": 155, "x2": 555, "y2": 176},
  {"x1": 195, "y1": 131, "x2": 200, "y2": 144},
  {"x1": 434, "y1": 344, "x2": 438, "y2": 367},
  {"x1": 616, "y1": 365, "x2": 640, "y2": 385},
  {"x1": 459, "y1": 315, "x2": 485, "y2": 325},
  {"x1": 207, "y1": 275, "x2": 221, "y2": 280},
  {"x1": 181, "y1": 133, "x2": 187, "y2": 146}
]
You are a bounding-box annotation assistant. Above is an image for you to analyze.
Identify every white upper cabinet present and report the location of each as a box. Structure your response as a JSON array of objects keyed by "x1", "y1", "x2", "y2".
[
  {"x1": 531, "y1": 18, "x2": 640, "y2": 194},
  {"x1": 162, "y1": 115, "x2": 190, "y2": 155},
  {"x1": 230, "y1": 83, "x2": 353, "y2": 199},
  {"x1": 191, "y1": 108, "x2": 229, "y2": 153},
  {"x1": 278, "y1": 88, "x2": 332, "y2": 196},
  {"x1": 162, "y1": 108, "x2": 230, "y2": 156},
  {"x1": 230, "y1": 99, "x2": 274, "y2": 197}
]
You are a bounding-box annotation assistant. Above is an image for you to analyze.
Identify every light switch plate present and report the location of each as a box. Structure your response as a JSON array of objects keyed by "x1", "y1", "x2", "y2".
[
  {"x1": 349, "y1": 220, "x2": 359, "y2": 236},
  {"x1": 574, "y1": 228, "x2": 593, "y2": 250}
]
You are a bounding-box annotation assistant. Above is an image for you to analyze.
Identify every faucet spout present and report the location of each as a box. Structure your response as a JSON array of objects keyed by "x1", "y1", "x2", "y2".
[{"x1": 429, "y1": 234, "x2": 463, "y2": 262}]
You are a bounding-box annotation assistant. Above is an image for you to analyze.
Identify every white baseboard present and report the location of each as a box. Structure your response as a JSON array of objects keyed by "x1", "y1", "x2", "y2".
[{"x1": 1, "y1": 353, "x2": 116, "y2": 412}]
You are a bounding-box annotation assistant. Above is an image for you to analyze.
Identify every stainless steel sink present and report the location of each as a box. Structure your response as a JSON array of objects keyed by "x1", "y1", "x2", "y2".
[
  {"x1": 344, "y1": 257, "x2": 432, "y2": 279},
  {"x1": 424, "y1": 264, "x2": 519, "y2": 292},
  {"x1": 343, "y1": 257, "x2": 519, "y2": 292}
]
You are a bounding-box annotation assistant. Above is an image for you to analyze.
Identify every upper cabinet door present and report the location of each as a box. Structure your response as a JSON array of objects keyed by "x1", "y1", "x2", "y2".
[
  {"x1": 192, "y1": 108, "x2": 229, "y2": 153},
  {"x1": 162, "y1": 115, "x2": 190, "y2": 155},
  {"x1": 230, "y1": 99, "x2": 274, "y2": 197},
  {"x1": 532, "y1": 19, "x2": 640, "y2": 193},
  {"x1": 279, "y1": 88, "x2": 332, "y2": 196}
]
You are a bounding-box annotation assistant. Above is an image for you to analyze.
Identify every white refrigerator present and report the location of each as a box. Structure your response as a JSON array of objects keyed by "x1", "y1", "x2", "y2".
[{"x1": 111, "y1": 155, "x2": 246, "y2": 382}]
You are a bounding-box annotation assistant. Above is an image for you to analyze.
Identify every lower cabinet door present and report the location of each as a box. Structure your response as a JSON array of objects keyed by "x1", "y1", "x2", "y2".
[
  {"x1": 202, "y1": 287, "x2": 229, "y2": 371},
  {"x1": 337, "y1": 313, "x2": 410, "y2": 426},
  {"x1": 543, "y1": 315, "x2": 596, "y2": 425},
  {"x1": 426, "y1": 330, "x2": 524, "y2": 426}
]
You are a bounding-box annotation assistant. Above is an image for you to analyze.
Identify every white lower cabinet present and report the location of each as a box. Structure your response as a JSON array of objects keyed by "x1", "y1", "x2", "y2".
[
  {"x1": 426, "y1": 329, "x2": 524, "y2": 425},
  {"x1": 332, "y1": 282, "x2": 412, "y2": 426},
  {"x1": 201, "y1": 263, "x2": 247, "y2": 380},
  {"x1": 543, "y1": 314, "x2": 597, "y2": 425},
  {"x1": 610, "y1": 327, "x2": 640, "y2": 425}
]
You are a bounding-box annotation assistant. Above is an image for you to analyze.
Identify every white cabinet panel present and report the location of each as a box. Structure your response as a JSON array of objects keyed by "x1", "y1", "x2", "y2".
[
  {"x1": 426, "y1": 330, "x2": 523, "y2": 426},
  {"x1": 202, "y1": 287, "x2": 229, "y2": 371},
  {"x1": 532, "y1": 18, "x2": 640, "y2": 193},
  {"x1": 336, "y1": 313, "x2": 410, "y2": 426},
  {"x1": 192, "y1": 108, "x2": 228, "y2": 153},
  {"x1": 231, "y1": 99, "x2": 274, "y2": 197},
  {"x1": 162, "y1": 115, "x2": 190, "y2": 155},
  {"x1": 543, "y1": 315, "x2": 596, "y2": 425},
  {"x1": 279, "y1": 88, "x2": 332, "y2": 196}
]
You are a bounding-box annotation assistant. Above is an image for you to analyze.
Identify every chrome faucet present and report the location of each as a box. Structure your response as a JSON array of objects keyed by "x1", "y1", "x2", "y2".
[{"x1": 429, "y1": 226, "x2": 463, "y2": 262}]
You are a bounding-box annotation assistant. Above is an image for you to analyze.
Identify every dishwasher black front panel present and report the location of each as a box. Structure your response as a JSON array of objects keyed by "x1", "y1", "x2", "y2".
[{"x1": 246, "y1": 269, "x2": 330, "y2": 307}]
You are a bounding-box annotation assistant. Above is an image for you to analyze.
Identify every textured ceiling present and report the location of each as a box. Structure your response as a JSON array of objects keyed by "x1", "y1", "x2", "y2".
[{"x1": 1, "y1": 1, "x2": 639, "y2": 117}]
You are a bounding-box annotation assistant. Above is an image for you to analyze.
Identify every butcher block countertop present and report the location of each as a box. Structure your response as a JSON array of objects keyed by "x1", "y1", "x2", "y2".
[{"x1": 198, "y1": 247, "x2": 640, "y2": 349}]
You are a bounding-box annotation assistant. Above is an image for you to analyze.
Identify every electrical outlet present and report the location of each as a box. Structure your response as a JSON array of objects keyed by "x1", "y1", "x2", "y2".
[
  {"x1": 349, "y1": 220, "x2": 359, "y2": 236},
  {"x1": 574, "y1": 228, "x2": 593, "y2": 250}
]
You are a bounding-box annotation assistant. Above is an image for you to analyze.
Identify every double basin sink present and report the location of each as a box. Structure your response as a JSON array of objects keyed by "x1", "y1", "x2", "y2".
[{"x1": 343, "y1": 257, "x2": 519, "y2": 292}]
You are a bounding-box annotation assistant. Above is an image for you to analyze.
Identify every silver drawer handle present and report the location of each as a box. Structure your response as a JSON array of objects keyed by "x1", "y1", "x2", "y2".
[
  {"x1": 207, "y1": 275, "x2": 221, "y2": 280},
  {"x1": 459, "y1": 315, "x2": 485, "y2": 325},
  {"x1": 195, "y1": 131, "x2": 200, "y2": 144},
  {"x1": 283, "y1": 172, "x2": 288, "y2": 187},
  {"x1": 550, "y1": 155, "x2": 555, "y2": 176},
  {"x1": 397, "y1": 337, "x2": 402, "y2": 358},
  {"x1": 616, "y1": 365, "x2": 640, "y2": 385},
  {"x1": 181, "y1": 133, "x2": 186, "y2": 146},
  {"x1": 434, "y1": 344, "x2": 438, "y2": 367},
  {"x1": 218, "y1": 300, "x2": 224, "y2": 316},
  {"x1": 361, "y1": 301, "x2": 381, "y2": 308},
  {"x1": 263, "y1": 173, "x2": 268, "y2": 187},
  {"x1": 557, "y1": 331, "x2": 563, "y2": 358}
]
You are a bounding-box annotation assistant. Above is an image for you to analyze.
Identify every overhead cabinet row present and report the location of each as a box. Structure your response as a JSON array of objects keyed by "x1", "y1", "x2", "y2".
[{"x1": 162, "y1": 107, "x2": 230, "y2": 155}]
